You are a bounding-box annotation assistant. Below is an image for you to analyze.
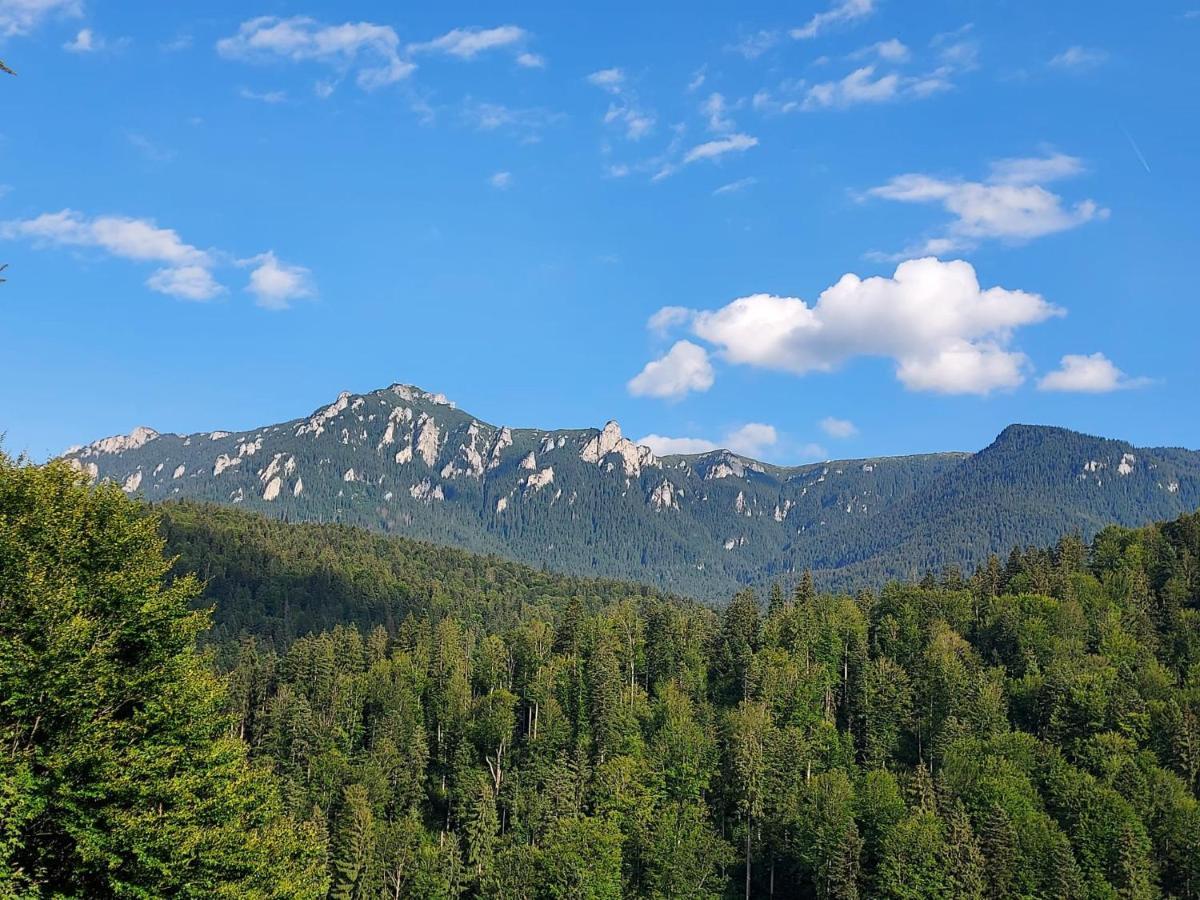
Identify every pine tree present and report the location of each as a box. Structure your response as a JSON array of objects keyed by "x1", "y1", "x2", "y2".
[{"x1": 329, "y1": 783, "x2": 376, "y2": 900}]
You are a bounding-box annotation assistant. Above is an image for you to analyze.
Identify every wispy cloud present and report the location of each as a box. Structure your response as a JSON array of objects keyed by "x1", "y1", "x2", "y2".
[
  {"x1": 866, "y1": 152, "x2": 1107, "y2": 255},
  {"x1": 791, "y1": 0, "x2": 875, "y2": 40},
  {"x1": 489, "y1": 170, "x2": 512, "y2": 190},
  {"x1": 126, "y1": 132, "x2": 174, "y2": 162},
  {"x1": 0, "y1": 0, "x2": 79, "y2": 37},
  {"x1": 408, "y1": 25, "x2": 543, "y2": 67},
  {"x1": 713, "y1": 177, "x2": 757, "y2": 196},
  {"x1": 682, "y1": 133, "x2": 758, "y2": 164},
  {"x1": 1049, "y1": 45, "x2": 1108, "y2": 71},
  {"x1": 587, "y1": 67, "x2": 656, "y2": 141},
  {"x1": 461, "y1": 98, "x2": 560, "y2": 142},
  {"x1": 238, "y1": 87, "x2": 287, "y2": 103},
  {"x1": 819, "y1": 416, "x2": 858, "y2": 438}
]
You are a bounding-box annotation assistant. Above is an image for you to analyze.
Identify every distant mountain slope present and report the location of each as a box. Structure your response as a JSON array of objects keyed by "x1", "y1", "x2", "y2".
[{"x1": 61, "y1": 383, "x2": 1200, "y2": 598}]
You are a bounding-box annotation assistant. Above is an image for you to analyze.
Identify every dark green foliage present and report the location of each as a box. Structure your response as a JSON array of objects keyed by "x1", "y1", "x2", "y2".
[{"x1": 6, "y1": 453, "x2": 1200, "y2": 897}]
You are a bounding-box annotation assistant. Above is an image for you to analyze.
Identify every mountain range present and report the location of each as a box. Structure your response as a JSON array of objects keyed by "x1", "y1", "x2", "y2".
[{"x1": 61, "y1": 383, "x2": 1200, "y2": 598}]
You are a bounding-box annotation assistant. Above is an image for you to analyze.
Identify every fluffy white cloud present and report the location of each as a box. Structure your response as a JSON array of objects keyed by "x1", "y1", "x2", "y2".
[
  {"x1": 408, "y1": 25, "x2": 527, "y2": 59},
  {"x1": 2, "y1": 208, "x2": 312, "y2": 307},
  {"x1": 867, "y1": 153, "x2": 1107, "y2": 253},
  {"x1": 0, "y1": 0, "x2": 79, "y2": 37},
  {"x1": 791, "y1": 0, "x2": 875, "y2": 39},
  {"x1": 627, "y1": 340, "x2": 715, "y2": 399},
  {"x1": 516, "y1": 52, "x2": 544, "y2": 68},
  {"x1": 1037, "y1": 353, "x2": 1148, "y2": 393},
  {"x1": 654, "y1": 257, "x2": 1060, "y2": 395},
  {"x1": 2, "y1": 209, "x2": 209, "y2": 266},
  {"x1": 637, "y1": 422, "x2": 779, "y2": 459},
  {"x1": 819, "y1": 416, "x2": 858, "y2": 438},
  {"x1": 726, "y1": 423, "x2": 778, "y2": 457},
  {"x1": 489, "y1": 170, "x2": 512, "y2": 189},
  {"x1": 637, "y1": 434, "x2": 719, "y2": 455},
  {"x1": 216, "y1": 16, "x2": 414, "y2": 91},
  {"x1": 243, "y1": 252, "x2": 315, "y2": 310},
  {"x1": 852, "y1": 38, "x2": 910, "y2": 62},
  {"x1": 682, "y1": 133, "x2": 758, "y2": 164},
  {"x1": 1049, "y1": 46, "x2": 1108, "y2": 70},
  {"x1": 146, "y1": 265, "x2": 224, "y2": 301},
  {"x1": 647, "y1": 305, "x2": 692, "y2": 335}
]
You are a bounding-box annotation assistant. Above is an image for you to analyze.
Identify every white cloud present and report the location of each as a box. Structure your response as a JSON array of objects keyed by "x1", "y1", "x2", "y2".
[
  {"x1": 682, "y1": 133, "x2": 758, "y2": 164},
  {"x1": 216, "y1": 16, "x2": 414, "y2": 91},
  {"x1": 3, "y1": 209, "x2": 209, "y2": 266},
  {"x1": 701, "y1": 92, "x2": 735, "y2": 132},
  {"x1": 627, "y1": 340, "x2": 715, "y2": 399},
  {"x1": 461, "y1": 99, "x2": 559, "y2": 142},
  {"x1": 714, "y1": 177, "x2": 757, "y2": 196},
  {"x1": 686, "y1": 67, "x2": 707, "y2": 92},
  {"x1": 1049, "y1": 46, "x2": 1108, "y2": 70},
  {"x1": 604, "y1": 102, "x2": 656, "y2": 140},
  {"x1": 731, "y1": 29, "x2": 782, "y2": 59},
  {"x1": 489, "y1": 170, "x2": 512, "y2": 189},
  {"x1": 2, "y1": 209, "x2": 312, "y2": 307},
  {"x1": 647, "y1": 305, "x2": 692, "y2": 335},
  {"x1": 238, "y1": 87, "x2": 287, "y2": 103},
  {"x1": 791, "y1": 0, "x2": 875, "y2": 39},
  {"x1": 516, "y1": 51, "x2": 544, "y2": 68},
  {"x1": 63, "y1": 27, "x2": 98, "y2": 52},
  {"x1": 409, "y1": 25, "x2": 525, "y2": 58},
  {"x1": 867, "y1": 152, "x2": 1107, "y2": 253},
  {"x1": 0, "y1": 0, "x2": 79, "y2": 37},
  {"x1": 804, "y1": 65, "x2": 899, "y2": 108},
  {"x1": 654, "y1": 257, "x2": 1060, "y2": 395},
  {"x1": 637, "y1": 434, "x2": 719, "y2": 455},
  {"x1": 242, "y1": 251, "x2": 315, "y2": 310},
  {"x1": 819, "y1": 416, "x2": 858, "y2": 438},
  {"x1": 726, "y1": 423, "x2": 778, "y2": 457},
  {"x1": 588, "y1": 68, "x2": 655, "y2": 141},
  {"x1": 126, "y1": 132, "x2": 174, "y2": 162},
  {"x1": 146, "y1": 265, "x2": 224, "y2": 301},
  {"x1": 851, "y1": 38, "x2": 910, "y2": 62},
  {"x1": 586, "y1": 67, "x2": 625, "y2": 92},
  {"x1": 1037, "y1": 353, "x2": 1149, "y2": 393},
  {"x1": 637, "y1": 422, "x2": 779, "y2": 459}
]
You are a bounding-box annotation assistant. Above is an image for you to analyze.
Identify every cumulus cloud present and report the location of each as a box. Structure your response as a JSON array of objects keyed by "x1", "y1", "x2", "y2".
[
  {"x1": 638, "y1": 422, "x2": 779, "y2": 458},
  {"x1": 1037, "y1": 353, "x2": 1149, "y2": 393},
  {"x1": 1049, "y1": 46, "x2": 1108, "y2": 71},
  {"x1": 851, "y1": 38, "x2": 910, "y2": 62},
  {"x1": 627, "y1": 340, "x2": 715, "y2": 399},
  {"x1": 647, "y1": 305, "x2": 693, "y2": 336},
  {"x1": 586, "y1": 67, "x2": 625, "y2": 92},
  {"x1": 216, "y1": 16, "x2": 415, "y2": 91},
  {"x1": 2, "y1": 208, "x2": 312, "y2": 307},
  {"x1": 804, "y1": 65, "x2": 899, "y2": 108},
  {"x1": 637, "y1": 434, "x2": 719, "y2": 455},
  {"x1": 867, "y1": 152, "x2": 1107, "y2": 254},
  {"x1": 0, "y1": 0, "x2": 79, "y2": 36},
  {"x1": 146, "y1": 265, "x2": 224, "y2": 301},
  {"x1": 791, "y1": 0, "x2": 875, "y2": 39},
  {"x1": 647, "y1": 257, "x2": 1061, "y2": 395},
  {"x1": 725, "y1": 423, "x2": 779, "y2": 457},
  {"x1": 242, "y1": 252, "x2": 315, "y2": 310},
  {"x1": 819, "y1": 416, "x2": 858, "y2": 438}
]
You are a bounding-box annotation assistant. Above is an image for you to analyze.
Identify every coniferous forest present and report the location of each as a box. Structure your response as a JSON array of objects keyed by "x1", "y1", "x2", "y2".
[{"x1": 4, "y1": 453, "x2": 1200, "y2": 898}]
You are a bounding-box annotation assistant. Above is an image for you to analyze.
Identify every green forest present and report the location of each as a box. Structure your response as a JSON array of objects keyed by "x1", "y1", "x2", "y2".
[{"x1": 3, "y1": 453, "x2": 1200, "y2": 898}]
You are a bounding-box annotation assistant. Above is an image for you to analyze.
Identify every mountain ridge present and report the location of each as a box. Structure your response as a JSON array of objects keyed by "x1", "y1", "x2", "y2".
[{"x1": 60, "y1": 382, "x2": 1200, "y2": 598}]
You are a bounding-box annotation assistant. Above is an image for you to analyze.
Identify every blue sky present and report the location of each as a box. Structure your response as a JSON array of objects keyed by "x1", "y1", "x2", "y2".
[{"x1": 2, "y1": 0, "x2": 1198, "y2": 464}]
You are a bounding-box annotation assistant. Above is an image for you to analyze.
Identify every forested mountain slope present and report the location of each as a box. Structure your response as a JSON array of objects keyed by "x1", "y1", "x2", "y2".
[
  {"x1": 63, "y1": 383, "x2": 1200, "y2": 597},
  {"x1": 180, "y1": 491, "x2": 1200, "y2": 898}
]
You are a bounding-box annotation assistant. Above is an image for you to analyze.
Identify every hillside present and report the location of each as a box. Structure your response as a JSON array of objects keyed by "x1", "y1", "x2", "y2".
[{"x1": 63, "y1": 383, "x2": 1200, "y2": 597}]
